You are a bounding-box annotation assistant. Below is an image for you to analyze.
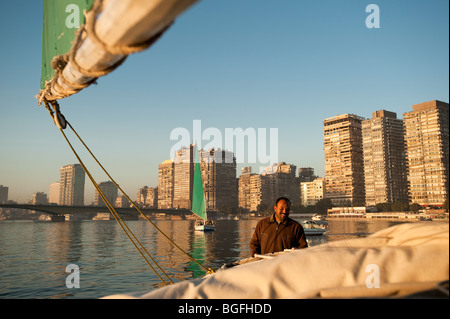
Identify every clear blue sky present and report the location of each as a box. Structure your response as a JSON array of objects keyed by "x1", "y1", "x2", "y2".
[{"x1": 0, "y1": 0, "x2": 448, "y2": 204}]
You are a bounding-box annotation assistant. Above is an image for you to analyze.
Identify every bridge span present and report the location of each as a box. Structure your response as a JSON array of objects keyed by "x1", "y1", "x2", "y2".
[{"x1": 0, "y1": 203, "x2": 192, "y2": 220}]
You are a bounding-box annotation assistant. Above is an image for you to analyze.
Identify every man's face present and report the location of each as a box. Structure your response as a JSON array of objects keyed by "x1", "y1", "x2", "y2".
[{"x1": 274, "y1": 199, "x2": 290, "y2": 223}]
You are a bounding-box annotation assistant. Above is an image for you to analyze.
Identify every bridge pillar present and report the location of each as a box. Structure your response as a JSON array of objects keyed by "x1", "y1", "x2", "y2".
[{"x1": 51, "y1": 215, "x2": 65, "y2": 222}]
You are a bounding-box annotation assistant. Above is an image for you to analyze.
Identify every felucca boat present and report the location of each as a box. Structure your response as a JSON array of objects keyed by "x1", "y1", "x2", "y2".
[
  {"x1": 36, "y1": 0, "x2": 449, "y2": 299},
  {"x1": 192, "y1": 147, "x2": 216, "y2": 232}
]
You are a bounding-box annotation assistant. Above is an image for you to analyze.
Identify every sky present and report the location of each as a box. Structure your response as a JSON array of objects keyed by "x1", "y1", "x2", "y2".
[{"x1": 0, "y1": 0, "x2": 448, "y2": 204}]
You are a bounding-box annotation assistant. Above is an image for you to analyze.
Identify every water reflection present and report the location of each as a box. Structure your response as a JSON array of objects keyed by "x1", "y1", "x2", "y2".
[
  {"x1": 325, "y1": 219, "x2": 408, "y2": 242},
  {"x1": 188, "y1": 231, "x2": 207, "y2": 277},
  {"x1": 0, "y1": 218, "x2": 414, "y2": 298}
]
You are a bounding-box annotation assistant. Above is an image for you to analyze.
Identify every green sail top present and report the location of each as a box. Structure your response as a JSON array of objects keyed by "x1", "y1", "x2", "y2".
[
  {"x1": 191, "y1": 148, "x2": 207, "y2": 220},
  {"x1": 40, "y1": 0, "x2": 94, "y2": 89}
]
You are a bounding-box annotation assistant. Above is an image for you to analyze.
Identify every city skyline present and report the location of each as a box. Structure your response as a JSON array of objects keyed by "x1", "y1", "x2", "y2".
[
  {"x1": 0, "y1": 1, "x2": 448, "y2": 203},
  {"x1": 1, "y1": 99, "x2": 448, "y2": 206},
  {"x1": 4, "y1": 98, "x2": 449, "y2": 211}
]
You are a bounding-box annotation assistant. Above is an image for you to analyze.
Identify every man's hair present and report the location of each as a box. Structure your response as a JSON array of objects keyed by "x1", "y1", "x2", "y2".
[{"x1": 275, "y1": 197, "x2": 291, "y2": 206}]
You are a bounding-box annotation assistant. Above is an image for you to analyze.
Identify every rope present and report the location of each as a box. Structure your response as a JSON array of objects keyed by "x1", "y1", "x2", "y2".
[
  {"x1": 67, "y1": 121, "x2": 214, "y2": 275},
  {"x1": 43, "y1": 101, "x2": 214, "y2": 280},
  {"x1": 59, "y1": 123, "x2": 174, "y2": 285}
]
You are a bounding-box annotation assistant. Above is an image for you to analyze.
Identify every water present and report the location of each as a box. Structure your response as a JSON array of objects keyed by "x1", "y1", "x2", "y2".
[{"x1": 0, "y1": 218, "x2": 409, "y2": 299}]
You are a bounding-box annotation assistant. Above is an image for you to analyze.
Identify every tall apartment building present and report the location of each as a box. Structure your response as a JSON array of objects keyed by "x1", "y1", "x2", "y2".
[
  {"x1": 95, "y1": 181, "x2": 118, "y2": 207},
  {"x1": 146, "y1": 187, "x2": 158, "y2": 208},
  {"x1": 248, "y1": 174, "x2": 271, "y2": 212},
  {"x1": 263, "y1": 162, "x2": 300, "y2": 205},
  {"x1": 59, "y1": 164, "x2": 85, "y2": 206},
  {"x1": 159, "y1": 146, "x2": 238, "y2": 212},
  {"x1": 158, "y1": 159, "x2": 174, "y2": 209},
  {"x1": 0, "y1": 185, "x2": 8, "y2": 204},
  {"x1": 173, "y1": 145, "x2": 194, "y2": 209},
  {"x1": 323, "y1": 114, "x2": 365, "y2": 207},
  {"x1": 136, "y1": 186, "x2": 149, "y2": 206},
  {"x1": 403, "y1": 100, "x2": 449, "y2": 207},
  {"x1": 115, "y1": 195, "x2": 130, "y2": 208},
  {"x1": 362, "y1": 110, "x2": 409, "y2": 206},
  {"x1": 300, "y1": 177, "x2": 325, "y2": 207},
  {"x1": 48, "y1": 182, "x2": 60, "y2": 205},
  {"x1": 30, "y1": 192, "x2": 49, "y2": 205},
  {"x1": 238, "y1": 167, "x2": 254, "y2": 211},
  {"x1": 240, "y1": 162, "x2": 299, "y2": 212},
  {"x1": 200, "y1": 148, "x2": 238, "y2": 212}
]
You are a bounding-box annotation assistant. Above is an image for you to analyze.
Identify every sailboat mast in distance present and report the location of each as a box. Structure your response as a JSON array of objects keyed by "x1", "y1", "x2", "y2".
[{"x1": 191, "y1": 147, "x2": 207, "y2": 221}]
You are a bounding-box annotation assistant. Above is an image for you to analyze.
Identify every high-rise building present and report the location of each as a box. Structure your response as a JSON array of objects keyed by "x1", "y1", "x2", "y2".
[
  {"x1": 403, "y1": 100, "x2": 449, "y2": 207},
  {"x1": 263, "y1": 162, "x2": 300, "y2": 205},
  {"x1": 0, "y1": 185, "x2": 8, "y2": 204},
  {"x1": 136, "y1": 185, "x2": 149, "y2": 206},
  {"x1": 48, "y1": 182, "x2": 60, "y2": 205},
  {"x1": 362, "y1": 110, "x2": 409, "y2": 206},
  {"x1": 249, "y1": 174, "x2": 271, "y2": 212},
  {"x1": 159, "y1": 146, "x2": 238, "y2": 212},
  {"x1": 146, "y1": 187, "x2": 158, "y2": 208},
  {"x1": 300, "y1": 178, "x2": 325, "y2": 207},
  {"x1": 30, "y1": 192, "x2": 48, "y2": 205},
  {"x1": 173, "y1": 145, "x2": 194, "y2": 209},
  {"x1": 95, "y1": 181, "x2": 118, "y2": 207},
  {"x1": 115, "y1": 194, "x2": 131, "y2": 208},
  {"x1": 323, "y1": 114, "x2": 365, "y2": 207},
  {"x1": 59, "y1": 164, "x2": 85, "y2": 206},
  {"x1": 238, "y1": 167, "x2": 254, "y2": 211},
  {"x1": 241, "y1": 162, "x2": 299, "y2": 212},
  {"x1": 200, "y1": 148, "x2": 238, "y2": 212},
  {"x1": 158, "y1": 159, "x2": 174, "y2": 209}
]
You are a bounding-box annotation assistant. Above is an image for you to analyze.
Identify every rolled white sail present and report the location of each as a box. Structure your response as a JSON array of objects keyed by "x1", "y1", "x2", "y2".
[{"x1": 37, "y1": 0, "x2": 198, "y2": 104}]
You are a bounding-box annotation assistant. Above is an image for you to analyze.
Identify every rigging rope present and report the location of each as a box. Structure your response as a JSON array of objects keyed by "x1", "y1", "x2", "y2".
[
  {"x1": 47, "y1": 105, "x2": 173, "y2": 285},
  {"x1": 42, "y1": 101, "x2": 214, "y2": 284},
  {"x1": 67, "y1": 121, "x2": 214, "y2": 275}
]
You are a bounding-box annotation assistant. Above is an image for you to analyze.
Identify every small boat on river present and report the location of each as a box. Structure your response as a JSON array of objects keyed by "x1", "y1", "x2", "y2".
[
  {"x1": 192, "y1": 146, "x2": 216, "y2": 232},
  {"x1": 300, "y1": 220, "x2": 328, "y2": 236},
  {"x1": 311, "y1": 214, "x2": 326, "y2": 221},
  {"x1": 195, "y1": 219, "x2": 216, "y2": 231}
]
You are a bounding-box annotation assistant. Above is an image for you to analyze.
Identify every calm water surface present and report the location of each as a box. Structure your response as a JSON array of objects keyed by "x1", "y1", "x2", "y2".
[{"x1": 0, "y1": 218, "x2": 409, "y2": 299}]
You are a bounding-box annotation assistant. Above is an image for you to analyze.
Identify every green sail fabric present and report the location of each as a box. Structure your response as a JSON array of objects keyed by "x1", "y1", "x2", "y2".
[
  {"x1": 40, "y1": 0, "x2": 94, "y2": 89},
  {"x1": 191, "y1": 148, "x2": 207, "y2": 220}
]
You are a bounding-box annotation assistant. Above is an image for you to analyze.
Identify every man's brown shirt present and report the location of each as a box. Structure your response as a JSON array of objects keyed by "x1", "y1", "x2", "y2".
[{"x1": 250, "y1": 214, "x2": 308, "y2": 257}]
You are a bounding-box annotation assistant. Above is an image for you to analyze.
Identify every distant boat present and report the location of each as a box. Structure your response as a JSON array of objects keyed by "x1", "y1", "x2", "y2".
[
  {"x1": 311, "y1": 214, "x2": 326, "y2": 221},
  {"x1": 300, "y1": 220, "x2": 328, "y2": 236},
  {"x1": 195, "y1": 219, "x2": 216, "y2": 231},
  {"x1": 191, "y1": 147, "x2": 216, "y2": 232}
]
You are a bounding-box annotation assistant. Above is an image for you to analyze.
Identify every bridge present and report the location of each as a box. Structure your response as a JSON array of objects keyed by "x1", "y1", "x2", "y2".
[{"x1": 0, "y1": 203, "x2": 192, "y2": 220}]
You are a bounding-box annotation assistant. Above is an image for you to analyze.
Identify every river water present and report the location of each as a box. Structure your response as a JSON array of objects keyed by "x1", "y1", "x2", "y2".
[{"x1": 0, "y1": 218, "x2": 410, "y2": 299}]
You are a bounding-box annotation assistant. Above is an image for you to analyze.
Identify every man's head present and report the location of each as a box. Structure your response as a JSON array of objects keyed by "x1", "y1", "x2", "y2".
[{"x1": 274, "y1": 197, "x2": 291, "y2": 223}]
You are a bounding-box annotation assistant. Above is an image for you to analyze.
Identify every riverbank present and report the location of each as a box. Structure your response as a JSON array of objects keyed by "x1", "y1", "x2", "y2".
[{"x1": 327, "y1": 210, "x2": 448, "y2": 220}]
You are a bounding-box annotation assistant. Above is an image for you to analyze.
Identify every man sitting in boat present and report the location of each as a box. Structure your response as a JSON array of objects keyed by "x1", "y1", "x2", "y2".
[
  {"x1": 250, "y1": 197, "x2": 308, "y2": 257},
  {"x1": 206, "y1": 219, "x2": 215, "y2": 226},
  {"x1": 196, "y1": 219, "x2": 215, "y2": 226}
]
